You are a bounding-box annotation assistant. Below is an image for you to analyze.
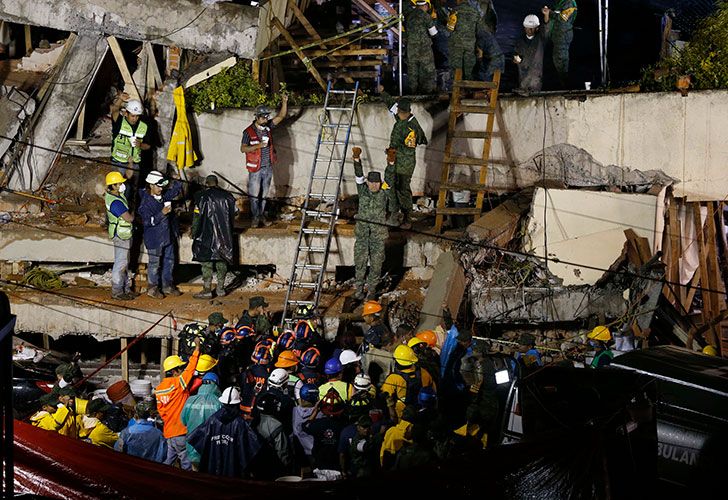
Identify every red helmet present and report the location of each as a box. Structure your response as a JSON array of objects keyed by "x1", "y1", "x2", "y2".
[
  {"x1": 301, "y1": 347, "x2": 321, "y2": 368},
  {"x1": 320, "y1": 387, "x2": 345, "y2": 416},
  {"x1": 236, "y1": 325, "x2": 255, "y2": 340},
  {"x1": 277, "y1": 330, "x2": 295, "y2": 350},
  {"x1": 219, "y1": 327, "x2": 237, "y2": 345},
  {"x1": 251, "y1": 344, "x2": 272, "y2": 365}
]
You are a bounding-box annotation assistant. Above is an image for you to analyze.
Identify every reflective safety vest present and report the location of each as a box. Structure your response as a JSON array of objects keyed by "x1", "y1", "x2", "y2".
[
  {"x1": 112, "y1": 118, "x2": 147, "y2": 164},
  {"x1": 104, "y1": 192, "x2": 133, "y2": 240},
  {"x1": 244, "y1": 123, "x2": 276, "y2": 173}
]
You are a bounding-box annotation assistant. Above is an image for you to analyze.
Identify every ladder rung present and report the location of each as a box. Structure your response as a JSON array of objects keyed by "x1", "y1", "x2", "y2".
[
  {"x1": 315, "y1": 194, "x2": 339, "y2": 201},
  {"x1": 440, "y1": 182, "x2": 489, "y2": 191},
  {"x1": 292, "y1": 282, "x2": 318, "y2": 289},
  {"x1": 329, "y1": 90, "x2": 357, "y2": 94},
  {"x1": 320, "y1": 140, "x2": 347, "y2": 145},
  {"x1": 302, "y1": 228, "x2": 330, "y2": 235},
  {"x1": 322, "y1": 123, "x2": 345, "y2": 127},
  {"x1": 305, "y1": 210, "x2": 334, "y2": 218},
  {"x1": 288, "y1": 300, "x2": 316, "y2": 306},
  {"x1": 451, "y1": 130, "x2": 492, "y2": 139},
  {"x1": 436, "y1": 207, "x2": 482, "y2": 215},
  {"x1": 451, "y1": 104, "x2": 495, "y2": 114},
  {"x1": 325, "y1": 107, "x2": 353, "y2": 111},
  {"x1": 312, "y1": 175, "x2": 341, "y2": 181},
  {"x1": 299, "y1": 246, "x2": 327, "y2": 253},
  {"x1": 295, "y1": 263, "x2": 324, "y2": 270},
  {"x1": 444, "y1": 155, "x2": 489, "y2": 166},
  {"x1": 316, "y1": 157, "x2": 344, "y2": 162},
  {"x1": 453, "y1": 80, "x2": 498, "y2": 89}
]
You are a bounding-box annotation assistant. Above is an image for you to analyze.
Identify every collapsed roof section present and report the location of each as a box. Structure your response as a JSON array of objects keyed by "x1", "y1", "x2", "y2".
[{"x1": 0, "y1": 0, "x2": 260, "y2": 58}]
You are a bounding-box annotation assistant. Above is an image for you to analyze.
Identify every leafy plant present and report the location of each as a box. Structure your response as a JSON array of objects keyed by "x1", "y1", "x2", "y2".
[
  {"x1": 641, "y1": 1, "x2": 728, "y2": 91},
  {"x1": 186, "y1": 61, "x2": 323, "y2": 113}
]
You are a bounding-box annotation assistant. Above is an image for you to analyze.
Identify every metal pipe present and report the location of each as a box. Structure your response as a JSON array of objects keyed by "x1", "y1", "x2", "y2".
[
  {"x1": 605, "y1": 0, "x2": 609, "y2": 85},
  {"x1": 598, "y1": 0, "x2": 604, "y2": 86},
  {"x1": 398, "y1": 0, "x2": 403, "y2": 96}
]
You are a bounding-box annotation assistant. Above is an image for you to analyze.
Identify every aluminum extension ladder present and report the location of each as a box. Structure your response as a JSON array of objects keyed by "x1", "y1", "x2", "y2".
[{"x1": 280, "y1": 81, "x2": 359, "y2": 327}]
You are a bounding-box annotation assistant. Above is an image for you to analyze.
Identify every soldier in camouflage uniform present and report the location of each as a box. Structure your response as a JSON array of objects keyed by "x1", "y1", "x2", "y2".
[
  {"x1": 544, "y1": 1, "x2": 577, "y2": 87},
  {"x1": 351, "y1": 147, "x2": 390, "y2": 300},
  {"x1": 405, "y1": 0, "x2": 439, "y2": 95},
  {"x1": 447, "y1": 0, "x2": 485, "y2": 81},
  {"x1": 378, "y1": 92, "x2": 428, "y2": 229}
]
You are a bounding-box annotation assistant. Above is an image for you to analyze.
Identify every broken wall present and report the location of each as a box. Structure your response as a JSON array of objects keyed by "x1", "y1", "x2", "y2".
[{"x1": 191, "y1": 90, "x2": 728, "y2": 200}]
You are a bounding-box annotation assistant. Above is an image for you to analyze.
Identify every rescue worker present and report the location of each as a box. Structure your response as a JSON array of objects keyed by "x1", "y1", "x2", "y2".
[
  {"x1": 79, "y1": 398, "x2": 118, "y2": 449},
  {"x1": 475, "y1": 28, "x2": 504, "y2": 82},
  {"x1": 587, "y1": 325, "x2": 614, "y2": 368},
  {"x1": 472, "y1": 0, "x2": 498, "y2": 34},
  {"x1": 192, "y1": 174, "x2": 237, "y2": 299},
  {"x1": 318, "y1": 357, "x2": 351, "y2": 402},
  {"x1": 406, "y1": 0, "x2": 439, "y2": 95},
  {"x1": 260, "y1": 367, "x2": 295, "y2": 434},
  {"x1": 30, "y1": 393, "x2": 68, "y2": 432},
  {"x1": 439, "y1": 317, "x2": 472, "y2": 427},
  {"x1": 240, "y1": 342, "x2": 273, "y2": 416},
  {"x1": 110, "y1": 92, "x2": 149, "y2": 180},
  {"x1": 380, "y1": 404, "x2": 417, "y2": 469},
  {"x1": 179, "y1": 312, "x2": 225, "y2": 360},
  {"x1": 407, "y1": 334, "x2": 441, "y2": 385},
  {"x1": 239, "y1": 96, "x2": 288, "y2": 228},
  {"x1": 515, "y1": 332, "x2": 543, "y2": 369},
  {"x1": 339, "y1": 349, "x2": 362, "y2": 386},
  {"x1": 303, "y1": 388, "x2": 349, "y2": 474},
  {"x1": 55, "y1": 386, "x2": 79, "y2": 438},
  {"x1": 514, "y1": 14, "x2": 547, "y2": 94},
  {"x1": 181, "y1": 372, "x2": 222, "y2": 467},
  {"x1": 236, "y1": 296, "x2": 273, "y2": 339},
  {"x1": 115, "y1": 401, "x2": 167, "y2": 463},
  {"x1": 155, "y1": 336, "x2": 201, "y2": 470},
  {"x1": 294, "y1": 347, "x2": 325, "y2": 401},
  {"x1": 447, "y1": 0, "x2": 485, "y2": 81},
  {"x1": 377, "y1": 91, "x2": 428, "y2": 229},
  {"x1": 351, "y1": 147, "x2": 389, "y2": 300},
  {"x1": 274, "y1": 350, "x2": 301, "y2": 398},
  {"x1": 104, "y1": 171, "x2": 135, "y2": 301},
  {"x1": 430, "y1": 0, "x2": 451, "y2": 90},
  {"x1": 251, "y1": 391, "x2": 294, "y2": 479},
  {"x1": 543, "y1": 1, "x2": 578, "y2": 87},
  {"x1": 393, "y1": 423, "x2": 436, "y2": 471},
  {"x1": 292, "y1": 384, "x2": 320, "y2": 473},
  {"x1": 137, "y1": 170, "x2": 183, "y2": 298},
  {"x1": 360, "y1": 300, "x2": 395, "y2": 388},
  {"x1": 381, "y1": 344, "x2": 436, "y2": 420},
  {"x1": 339, "y1": 414, "x2": 376, "y2": 479},
  {"x1": 187, "y1": 387, "x2": 262, "y2": 478}
]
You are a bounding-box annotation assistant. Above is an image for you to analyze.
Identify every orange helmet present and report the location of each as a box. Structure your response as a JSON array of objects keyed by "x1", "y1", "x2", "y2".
[
  {"x1": 416, "y1": 330, "x2": 437, "y2": 348},
  {"x1": 275, "y1": 350, "x2": 300, "y2": 368},
  {"x1": 362, "y1": 300, "x2": 382, "y2": 316}
]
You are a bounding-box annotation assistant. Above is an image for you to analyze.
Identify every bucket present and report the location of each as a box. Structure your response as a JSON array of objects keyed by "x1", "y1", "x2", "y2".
[
  {"x1": 106, "y1": 380, "x2": 135, "y2": 405},
  {"x1": 275, "y1": 476, "x2": 302, "y2": 482},
  {"x1": 130, "y1": 379, "x2": 152, "y2": 398}
]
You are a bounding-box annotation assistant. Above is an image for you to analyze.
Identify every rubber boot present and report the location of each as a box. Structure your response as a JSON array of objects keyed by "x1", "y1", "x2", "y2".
[
  {"x1": 194, "y1": 282, "x2": 213, "y2": 299},
  {"x1": 400, "y1": 212, "x2": 412, "y2": 230}
]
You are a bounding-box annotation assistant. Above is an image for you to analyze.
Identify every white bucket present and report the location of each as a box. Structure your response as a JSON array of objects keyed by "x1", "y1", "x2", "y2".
[{"x1": 129, "y1": 379, "x2": 152, "y2": 398}]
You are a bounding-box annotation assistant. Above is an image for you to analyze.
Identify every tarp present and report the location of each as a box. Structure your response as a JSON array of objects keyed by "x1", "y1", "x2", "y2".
[{"x1": 13, "y1": 418, "x2": 639, "y2": 499}]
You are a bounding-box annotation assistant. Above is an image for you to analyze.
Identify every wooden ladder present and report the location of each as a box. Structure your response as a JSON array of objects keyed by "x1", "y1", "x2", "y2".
[{"x1": 434, "y1": 68, "x2": 501, "y2": 233}]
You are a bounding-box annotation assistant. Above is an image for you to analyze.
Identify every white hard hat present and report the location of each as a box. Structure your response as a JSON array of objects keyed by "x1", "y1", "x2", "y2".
[
  {"x1": 353, "y1": 374, "x2": 372, "y2": 391},
  {"x1": 523, "y1": 14, "x2": 540, "y2": 28},
  {"x1": 125, "y1": 99, "x2": 144, "y2": 116},
  {"x1": 145, "y1": 171, "x2": 169, "y2": 187},
  {"x1": 339, "y1": 349, "x2": 361, "y2": 366},
  {"x1": 268, "y1": 368, "x2": 288, "y2": 388},
  {"x1": 219, "y1": 387, "x2": 242, "y2": 405}
]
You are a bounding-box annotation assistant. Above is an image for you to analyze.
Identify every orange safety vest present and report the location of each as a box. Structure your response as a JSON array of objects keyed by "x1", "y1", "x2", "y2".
[{"x1": 244, "y1": 123, "x2": 277, "y2": 173}]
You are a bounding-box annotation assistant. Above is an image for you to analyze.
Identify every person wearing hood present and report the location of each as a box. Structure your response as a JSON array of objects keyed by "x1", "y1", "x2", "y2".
[
  {"x1": 513, "y1": 14, "x2": 547, "y2": 93},
  {"x1": 188, "y1": 387, "x2": 262, "y2": 478},
  {"x1": 181, "y1": 372, "x2": 223, "y2": 467},
  {"x1": 250, "y1": 391, "x2": 294, "y2": 479},
  {"x1": 116, "y1": 401, "x2": 167, "y2": 463},
  {"x1": 79, "y1": 398, "x2": 119, "y2": 449},
  {"x1": 192, "y1": 174, "x2": 237, "y2": 299},
  {"x1": 137, "y1": 169, "x2": 183, "y2": 299}
]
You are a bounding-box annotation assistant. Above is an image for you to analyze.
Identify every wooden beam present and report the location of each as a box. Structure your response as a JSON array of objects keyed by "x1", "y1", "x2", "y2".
[
  {"x1": 251, "y1": 58, "x2": 260, "y2": 83},
  {"x1": 75, "y1": 102, "x2": 86, "y2": 141},
  {"x1": 305, "y1": 48, "x2": 388, "y2": 57},
  {"x1": 272, "y1": 16, "x2": 327, "y2": 91},
  {"x1": 24, "y1": 25, "x2": 32, "y2": 56},
  {"x1": 145, "y1": 42, "x2": 163, "y2": 89},
  {"x1": 107, "y1": 36, "x2": 141, "y2": 101},
  {"x1": 704, "y1": 201, "x2": 722, "y2": 347},
  {"x1": 351, "y1": 0, "x2": 400, "y2": 39},
  {"x1": 183, "y1": 56, "x2": 236, "y2": 88},
  {"x1": 120, "y1": 338, "x2": 129, "y2": 382},
  {"x1": 160, "y1": 338, "x2": 169, "y2": 371}
]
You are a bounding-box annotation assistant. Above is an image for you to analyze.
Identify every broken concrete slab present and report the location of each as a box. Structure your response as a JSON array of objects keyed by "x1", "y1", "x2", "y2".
[
  {"x1": 0, "y1": 0, "x2": 260, "y2": 58},
  {"x1": 524, "y1": 188, "x2": 658, "y2": 286},
  {"x1": 0, "y1": 86, "x2": 36, "y2": 167},
  {"x1": 470, "y1": 286, "x2": 627, "y2": 323},
  {"x1": 9, "y1": 35, "x2": 107, "y2": 191},
  {"x1": 417, "y1": 251, "x2": 465, "y2": 332},
  {"x1": 18, "y1": 43, "x2": 64, "y2": 72},
  {"x1": 466, "y1": 189, "x2": 532, "y2": 245}
]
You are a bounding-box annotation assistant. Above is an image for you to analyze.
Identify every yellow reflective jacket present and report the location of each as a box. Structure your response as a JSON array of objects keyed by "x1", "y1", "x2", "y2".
[{"x1": 166, "y1": 86, "x2": 198, "y2": 169}]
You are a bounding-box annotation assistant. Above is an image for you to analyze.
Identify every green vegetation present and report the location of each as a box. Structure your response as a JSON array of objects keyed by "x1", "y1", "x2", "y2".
[
  {"x1": 641, "y1": 2, "x2": 728, "y2": 91},
  {"x1": 186, "y1": 62, "x2": 323, "y2": 114}
]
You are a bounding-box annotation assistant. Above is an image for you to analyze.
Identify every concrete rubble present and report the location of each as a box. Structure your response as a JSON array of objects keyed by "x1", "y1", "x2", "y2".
[{"x1": 0, "y1": 85, "x2": 36, "y2": 169}]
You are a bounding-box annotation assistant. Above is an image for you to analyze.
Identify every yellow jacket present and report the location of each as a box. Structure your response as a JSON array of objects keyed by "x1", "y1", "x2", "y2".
[
  {"x1": 380, "y1": 419, "x2": 413, "y2": 465},
  {"x1": 166, "y1": 86, "x2": 198, "y2": 169},
  {"x1": 30, "y1": 406, "x2": 77, "y2": 437},
  {"x1": 88, "y1": 422, "x2": 119, "y2": 449},
  {"x1": 30, "y1": 411, "x2": 59, "y2": 431}
]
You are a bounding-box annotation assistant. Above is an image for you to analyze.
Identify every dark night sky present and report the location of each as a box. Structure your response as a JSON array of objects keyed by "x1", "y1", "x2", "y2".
[{"x1": 492, "y1": 0, "x2": 719, "y2": 89}]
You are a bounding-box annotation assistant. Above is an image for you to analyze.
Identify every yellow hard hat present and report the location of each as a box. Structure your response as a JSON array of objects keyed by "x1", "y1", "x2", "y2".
[
  {"x1": 163, "y1": 355, "x2": 186, "y2": 373},
  {"x1": 587, "y1": 326, "x2": 612, "y2": 342},
  {"x1": 196, "y1": 354, "x2": 218, "y2": 373},
  {"x1": 105, "y1": 171, "x2": 126, "y2": 186},
  {"x1": 393, "y1": 344, "x2": 418, "y2": 367},
  {"x1": 362, "y1": 300, "x2": 382, "y2": 316},
  {"x1": 407, "y1": 337, "x2": 426, "y2": 348},
  {"x1": 702, "y1": 345, "x2": 718, "y2": 356}
]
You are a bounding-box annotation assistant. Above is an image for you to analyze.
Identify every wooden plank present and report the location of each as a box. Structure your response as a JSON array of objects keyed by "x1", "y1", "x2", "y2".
[
  {"x1": 693, "y1": 202, "x2": 711, "y2": 329},
  {"x1": 42, "y1": 334, "x2": 50, "y2": 350},
  {"x1": 444, "y1": 155, "x2": 489, "y2": 166},
  {"x1": 316, "y1": 60, "x2": 384, "y2": 68},
  {"x1": 351, "y1": 0, "x2": 400, "y2": 38},
  {"x1": 475, "y1": 70, "x2": 501, "y2": 210},
  {"x1": 24, "y1": 25, "x2": 32, "y2": 55},
  {"x1": 160, "y1": 338, "x2": 169, "y2": 371},
  {"x1": 440, "y1": 182, "x2": 489, "y2": 191},
  {"x1": 75, "y1": 102, "x2": 86, "y2": 141},
  {"x1": 106, "y1": 36, "x2": 141, "y2": 101},
  {"x1": 376, "y1": 0, "x2": 397, "y2": 16},
  {"x1": 682, "y1": 273, "x2": 700, "y2": 313},
  {"x1": 272, "y1": 16, "x2": 327, "y2": 91},
  {"x1": 451, "y1": 130, "x2": 492, "y2": 139},
  {"x1": 145, "y1": 42, "x2": 163, "y2": 88},
  {"x1": 305, "y1": 48, "x2": 388, "y2": 56},
  {"x1": 120, "y1": 338, "x2": 129, "y2": 382},
  {"x1": 453, "y1": 80, "x2": 498, "y2": 89},
  {"x1": 668, "y1": 198, "x2": 682, "y2": 304},
  {"x1": 704, "y1": 201, "x2": 722, "y2": 347},
  {"x1": 451, "y1": 104, "x2": 495, "y2": 114},
  {"x1": 435, "y1": 207, "x2": 482, "y2": 215},
  {"x1": 251, "y1": 57, "x2": 260, "y2": 83}
]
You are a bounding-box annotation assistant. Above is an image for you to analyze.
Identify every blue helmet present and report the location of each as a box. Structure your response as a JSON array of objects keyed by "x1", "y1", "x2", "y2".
[
  {"x1": 324, "y1": 357, "x2": 343, "y2": 375},
  {"x1": 299, "y1": 383, "x2": 319, "y2": 404},
  {"x1": 277, "y1": 330, "x2": 295, "y2": 350},
  {"x1": 417, "y1": 386, "x2": 437, "y2": 408},
  {"x1": 202, "y1": 372, "x2": 219, "y2": 385}
]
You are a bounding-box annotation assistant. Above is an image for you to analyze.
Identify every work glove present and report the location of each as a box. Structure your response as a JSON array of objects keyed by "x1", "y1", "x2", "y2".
[
  {"x1": 386, "y1": 147, "x2": 397, "y2": 164},
  {"x1": 352, "y1": 146, "x2": 362, "y2": 160}
]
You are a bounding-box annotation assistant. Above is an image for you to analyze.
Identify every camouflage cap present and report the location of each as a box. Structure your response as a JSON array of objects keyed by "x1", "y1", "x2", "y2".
[
  {"x1": 208, "y1": 312, "x2": 228, "y2": 326},
  {"x1": 397, "y1": 98, "x2": 411, "y2": 112}
]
